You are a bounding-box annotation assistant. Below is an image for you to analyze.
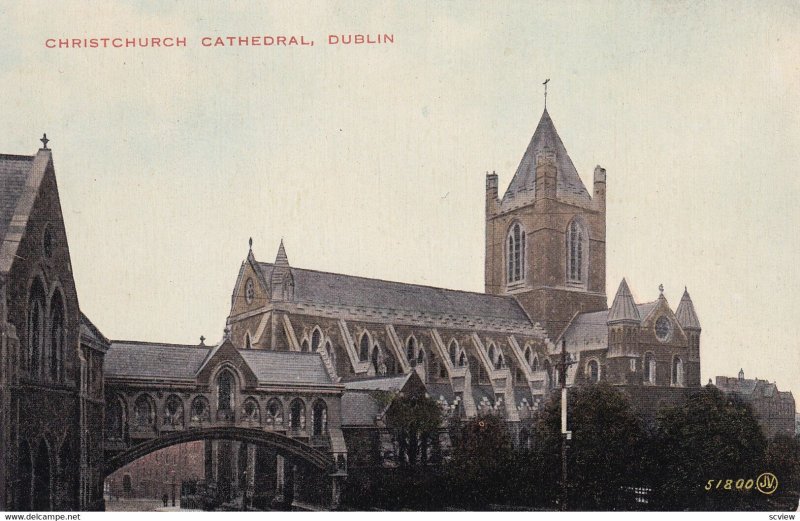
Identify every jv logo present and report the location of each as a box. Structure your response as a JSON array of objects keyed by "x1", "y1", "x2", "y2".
[{"x1": 756, "y1": 472, "x2": 778, "y2": 495}]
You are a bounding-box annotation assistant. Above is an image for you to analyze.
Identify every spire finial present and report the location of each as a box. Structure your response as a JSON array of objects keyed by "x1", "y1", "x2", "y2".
[
  {"x1": 40, "y1": 133, "x2": 49, "y2": 149},
  {"x1": 659, "y1": 283, "x2": 664, "y2": 295},
  {"x1": 248, "y1": 237, "x2": 253, "y2": 251},
  {"x1": 199, "y1": 335, "x2": 206, "y2": 346},
  {"x1": 542, "y1": 79, "x2": 550, "y2": 109}
]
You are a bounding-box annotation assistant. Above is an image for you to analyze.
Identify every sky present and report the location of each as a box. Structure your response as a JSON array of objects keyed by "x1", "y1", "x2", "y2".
[{"x1": 1, "y1": 1, "x2": 798, "y2": 396}]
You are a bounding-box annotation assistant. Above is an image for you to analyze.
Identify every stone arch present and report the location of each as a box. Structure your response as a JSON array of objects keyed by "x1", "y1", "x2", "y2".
[
  {"x1": 359, "y1": 331, "x2": 371, "y2": 362},
  {"x1": 289, "y1": 398, "x2": 306, "y2": 432},
  {"x1": 27, "y1": 275, "x2": 46, "y2": 378},
  {"x1": 405, "y1": 335, "x2": 417, "y2": 363},
  {"x1": 265, "y1": 397, "x2": 284, "y2": 429},
  {"x1": 48, "y1": 287, "x2": 66, "y2": 382},
  {"x1": 163, "y1": 394, "x2": 185, "y2": 428},
  {"x1": 133, "y1": 393, "x2": 156, "y2": 428},
  {"x1": 242, "y1": 396, "x2": 261, "y2": 424},
  {"x1": 586, "y1": 358, "x2": 600, "y2": 383},
  {"x1": 190, "y1": 395, "x2": 211, "y2": 423},
  {"x1": 311, "y1": 399, "x2": 328, "y2": 436},
  {"x1": 448, "y1": 339, "x2": 458, "y2": 366},
  {"x1": 311, "y1": 327, "x2": 323, "y2": 352},
  {"x1": 106, "y1": 394, "x2": 127, "y2": 440}
]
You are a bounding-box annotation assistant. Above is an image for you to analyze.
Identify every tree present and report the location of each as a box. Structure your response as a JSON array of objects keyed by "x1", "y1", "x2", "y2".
[
  {"x1": 447, "y1": 414, "x2": 514, "y2": 509},
  {"x1": 532, "y1": 384, "x2": 646, "y2": 510},
  {"x1": 386, "y1": 394, "x2": 442, "y2": 466},
  {"x1": 649, "y1": 386, "x2": 768, "y2": 510}
]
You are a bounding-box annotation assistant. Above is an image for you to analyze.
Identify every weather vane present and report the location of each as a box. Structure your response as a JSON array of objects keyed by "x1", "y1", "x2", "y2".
[{"x1": 543, "y1": 79, "x2": 550, "y2": 109}]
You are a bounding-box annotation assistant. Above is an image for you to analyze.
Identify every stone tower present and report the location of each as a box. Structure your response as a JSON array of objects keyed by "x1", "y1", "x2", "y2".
[{"x1": 485, "y1": 108, "x2": 607, "y2": 337}]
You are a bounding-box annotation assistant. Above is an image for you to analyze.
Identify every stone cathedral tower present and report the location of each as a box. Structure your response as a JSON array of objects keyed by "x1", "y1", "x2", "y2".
[{"x1": 485, "y1": 108, "x2": 607, "y2": 337}]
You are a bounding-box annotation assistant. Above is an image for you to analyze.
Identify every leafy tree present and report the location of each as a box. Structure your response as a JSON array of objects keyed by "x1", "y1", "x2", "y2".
[
  {"x1": 532, "y1": 384, "x2": 646, "y2": 510},
  {"x1": 764, "y1": 433, "x2": 800, "y2": 499},
  {"x1": 386, "y1": 394, "x2": 442, "y2": 466},
  {"x1": 649, "y1": 386, "x2": 768, "y2": 510},
  {"x1": 447, "y1": 414, "x2": 514, "y2": 509}
]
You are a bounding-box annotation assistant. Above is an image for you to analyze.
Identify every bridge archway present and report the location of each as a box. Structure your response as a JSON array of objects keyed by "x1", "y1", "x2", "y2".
[{"x1": 104, "y1": 426, "x2": 336, "y2": 477}]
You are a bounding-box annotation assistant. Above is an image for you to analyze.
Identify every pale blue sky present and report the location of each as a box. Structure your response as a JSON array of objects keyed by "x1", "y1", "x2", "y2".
[{"x1": 1, "y1": 1, "x2": 798, "y2": 395}]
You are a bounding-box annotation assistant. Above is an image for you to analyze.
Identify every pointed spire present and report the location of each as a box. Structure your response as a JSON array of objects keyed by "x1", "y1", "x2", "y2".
[
  {"x1": 502, "y1": 108, "x2": 591, "y2": 206},
  {"x1": 675, "y1": 287, "x2": 701, "y2": 330},
  {"x1": 738, "y1": 368, "x2": 745, "y2": 380},
  {"x1": 607, "y1": 278, "x2": 641, "y2": 325},
  {"x1": 275, "y1": 239, "x2": 289, "y2": 267}
]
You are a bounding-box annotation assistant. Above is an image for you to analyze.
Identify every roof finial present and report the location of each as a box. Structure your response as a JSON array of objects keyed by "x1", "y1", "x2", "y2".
[
  {"x1": 199, "y1": 335, "x2": 206, "y2": 346},
  {"x1": 542, "y1": 79, "x2": 550, "y2": 109},
  {"x1": 40, "y1": 133, "x2": 49, "y2": 149},
  {"x1": 248, "y1": 237, "x2": 253, "y2": 251},
  {"x1": 659, "y1": 283, "x2": 664, "y2": 295}
]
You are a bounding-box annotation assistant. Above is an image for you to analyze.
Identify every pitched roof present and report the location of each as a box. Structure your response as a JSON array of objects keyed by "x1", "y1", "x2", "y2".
[
  {"x1": 238, "y1": 350, "x2": 332, "y2": 385},
  {"x1": 562, "y1": 297, "x2": 661, "y2": 351},
  {"x1": 0, "y1": 154, "x2": 34, "y2": 244},
  {"x1": 257, "y1": 263, "x2": 532, "y2": 326},
  {"x1": 80, "y1": 312, "x2": 110, "y2": 347},
  {"x1": 105, "y1": 341, "x2": 332, "y2": 386},
  {"x1": 340, "y1": 392, "x2": 382, "y2": 426},
  {"x1": 675, "y1": 288, "x2": 701, "y2": 330},
  {"x1": 502, "y1": 109, "x2": 592, "y2": 208},
  {"x1": 607, "y1": 278, "x2": 640, "y2": 324},
  {"x1": 105, "y1": 341, "x2": 210, "y2": 380},
  {"x1": 343, "y1": 374, "x2": 411, "y2": 392}
]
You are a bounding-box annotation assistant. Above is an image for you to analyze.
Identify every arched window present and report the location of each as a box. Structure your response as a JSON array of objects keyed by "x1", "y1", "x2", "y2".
[
  {"x1": 672, "y1": 356, "x2": 683, "y2": 386},
  {"x1": 27, "y1": 277, "x2": 46, "y2": 378},
  {"x1": 312, "y1": 400, "x2": 327, "y2": 436},
  {"x1": 567, "y1": 218, "x2": 587, "y2": 285},
  {"x1": 524, "y1": 345, "x2": 532, "y2": 366},
  {"x1": 289, "y1": 399, "x2": 305, "y2": 432},
  {"x1": 507, "y1": 223, "x2": 525, "y2": 284},
  {"x1": 644, "y1": 352, "x2": 656, "y2": 384},
  {"x1": 49, "y1": 290, "x2": 65, "y2": 382},
  {"x1": 532, "y1": 355, "x2": 540, "y2": 372},
  {"x1": 324, "y1": 340, "x2": 336, "y2": 367},
  {"x1": 133, "y1": 394, "x2": 154, "y2": 427},
  {"x1": 245, "y1": 333, "x2": 252, "y2": 350},
  {"x1": 448, "y1": 340, "x2": 458, "y2": 366},
  {"x1": 587, "y1": 359, "x2": 600, "y2": 383},
  {"x1": 371, "y1": 344, "x2": 384, "y2": 375},
  {"x1": 458, "y1": 351, "x2": 467, "y2": 368},
  {"x1": 106, "y1": 396, "x2": 126, "y2": 440},
  {"x1": 406, "y1": 336, "x2": 417, "y2": 363},
  {"x1": 496, "y1": 353, "x2": 505, "y2": 370},
  {"x1": 301, "y1": 339, "x2": 309, "y2": 352},
  {"x1": 190, "y1": 396, "x2": 211, "y2": 423},
  {"x1": 359, "y1": 332, "x2": 370, "y2": 362},
  {"x1": 265, "y1": 398, "x2": 284, "y2": 428},
  {"x1": 311, "y1": 328, "x2": 322, "y2": 351},
  {"x1": 163, "y1": 395, "x2": 184, "y2": 427},
  {"x1": 242, "y1": 397, "x2": 260, "y2": 423},
  {"x1": 122, "y1": 474, "x2": 132, "y2": 496},
  {"x1": 217, "y1": 370, "x2": 234, "y2": 412},
  {"x1": 487, "y1": 343, "x2": 496, "y2": 364}
]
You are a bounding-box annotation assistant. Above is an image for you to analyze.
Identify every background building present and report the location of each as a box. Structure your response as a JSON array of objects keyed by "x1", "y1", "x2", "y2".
[{"x1": 715, "y1": 369, "x2": 796, "y2": 439}]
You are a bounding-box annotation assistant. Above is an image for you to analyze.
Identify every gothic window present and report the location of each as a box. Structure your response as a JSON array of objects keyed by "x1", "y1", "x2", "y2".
[
  {"x1": 190, "y1": 396, "x2": 211, "y2": 423},
  {"x1": 106, "y1": 396, "x2": 125, "y2": 440},
  {"x1": 372, "y1": 344, "x2": 386, "y2": 375},
  {"x1": 122, "y1": 474, "x2": 132, "y2": 496},
  {"x1": 507, "y1": 223, "x2": 525, "y2": 284},
  {"x1": 644, "y1": 352, "x2": 656, "y2": 384},
  {"x1": 245, "y1": 333, "x2": 252, "y2": 350},
  {"x1": 27, "y1": 277, "x2": 46, "y2": 378},
  {"x1": 524, "y1": 345, "x2": 532, "y2": 366},
  {"x1": 587, "y1": 359, "x2": 600, "y2": 383},
  {"x1": 458, "y1": 351, "x2": 467, "y2": 367},
  {"x1": 266, "y1": 398, "x2": 284, "y2": 427},
  {"x1": 672, "y1": 356, "x2": 683, "y2": 386},
  {"x1": 448, "y1": 340, "x2": 458, "y2": 366},
  {"x1": 359, "y1": 332, "x2": 370, "y2": 362},
  {"x1": 487, "y1": 343, "x2": 496, "y2": 365},
  {"x1": 163, "y1": 395, "x2": 184, "y2": 428},
  {"x1": 242, "y1": 397, "x2": 260, "y2": 424},
  {"x1": 406, "y1": 336, "x2": 417, "y2": 363},
  {"x1": 311, "y1": 328, "x2": 322, "y2": 351},
  {"x1": 567, "y1": 218, "x2": 587, "y2": 285},
  {"x1": 217, "y1": 370, "x2": 235, "y2": 412},
  {"x1": 301, "y1": 339, "x2": 310, "y2": 352},
  {"x1": 324, "y1": 340, "x2": 336, "y2": 367},
  {"x1": 289, "y1": 398, "x2": 305, "y2": 432},
  {"x1": 133, "y1": 394, "x2": 154, "y2": 427},
  {"x1": 532, "y1": 355, "x2": 540, "y2": 372},
  {"x1": 495, "y1": 353, "x2": 505, "y2": 370},
  {"x1": 49, "y1": 290, "x2": 65, "y2": 382},
  {"x1": 312, "y1": 400, "x2": 328, "y2": 436}
]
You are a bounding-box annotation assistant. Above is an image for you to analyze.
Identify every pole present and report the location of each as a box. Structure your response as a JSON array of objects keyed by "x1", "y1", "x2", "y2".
[{"x1": 560, "y1": 338, "x2": 569, "y2": 511}]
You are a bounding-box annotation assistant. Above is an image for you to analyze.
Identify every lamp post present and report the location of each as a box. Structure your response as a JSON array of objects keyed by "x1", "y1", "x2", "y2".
[{"x1": 557, "y1": 338, "x2": 576, "y2": 511}]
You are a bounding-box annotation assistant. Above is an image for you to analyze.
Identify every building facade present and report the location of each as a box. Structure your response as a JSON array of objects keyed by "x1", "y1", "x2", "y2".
[
  {"x1": 0, "y1": 144, "x2": 108, "y2": 511},
  {"x1": 715, "y1": 370, "x2": 796, "y2": 439}
]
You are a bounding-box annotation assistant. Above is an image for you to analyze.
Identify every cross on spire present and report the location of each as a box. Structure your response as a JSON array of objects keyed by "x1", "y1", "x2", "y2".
[
  {"x1": 542, "y1": 79, "x2": 550, "y2": 109},
  {"x1": 40, "y1": 133, "x2": 49, "y2": 149}
]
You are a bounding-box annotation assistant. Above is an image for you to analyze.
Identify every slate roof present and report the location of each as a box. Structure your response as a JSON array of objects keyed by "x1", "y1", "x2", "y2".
[
  {"x1": 675, "y1": 288, "x2": 701, "y2": 330},
  {"x1": 715, "y1": 375, "x2": 792, "y2": 401},
  {"x1": 502, "y1": 109, "x2": 592, "y2": 208},
  {"x1": 562, "y1": 302, "x2": 661, "y2": 350},
  {"x1": 105, "y1": 341, "x2": 334, "y2": 385},
  {"x1": 257, "y1": 262, "x2": 531, "y2": 324},
  {"x1": 426, "y1": 383, "x2": 456, "y2": 403},
  {"x1": 608, "y1": 278, "x2": 640, "y2": 324},
  {"x1": 340, "y1": 392, "x2": 382, "y2": 426},
  {"x1": 239, "y1": 350, "x2": 332, "y2": 385},
  {"x1": 0, "y1": 154, "x2": 33, "y2": 244},
  {"x1": 343, "y1": 374, "x2": 410, "y2": 392},
  {"x1": 105, "y1": 341, "x2": 210, "y2": 380},
  {"x1": 80, "y1": 312, "x2": 110, "y2": 347}
]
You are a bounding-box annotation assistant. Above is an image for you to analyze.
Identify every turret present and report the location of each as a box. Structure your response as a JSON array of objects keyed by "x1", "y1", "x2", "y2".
[
  {"x1": 676, "y1": 287, "x2": 701, "y2": 384},
  {"x1": 607, "y1": 278, "x2": 640, "y2": 360},
  {"x1": 270, "y1": 240, "x2": 294, "y2": 302}
]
